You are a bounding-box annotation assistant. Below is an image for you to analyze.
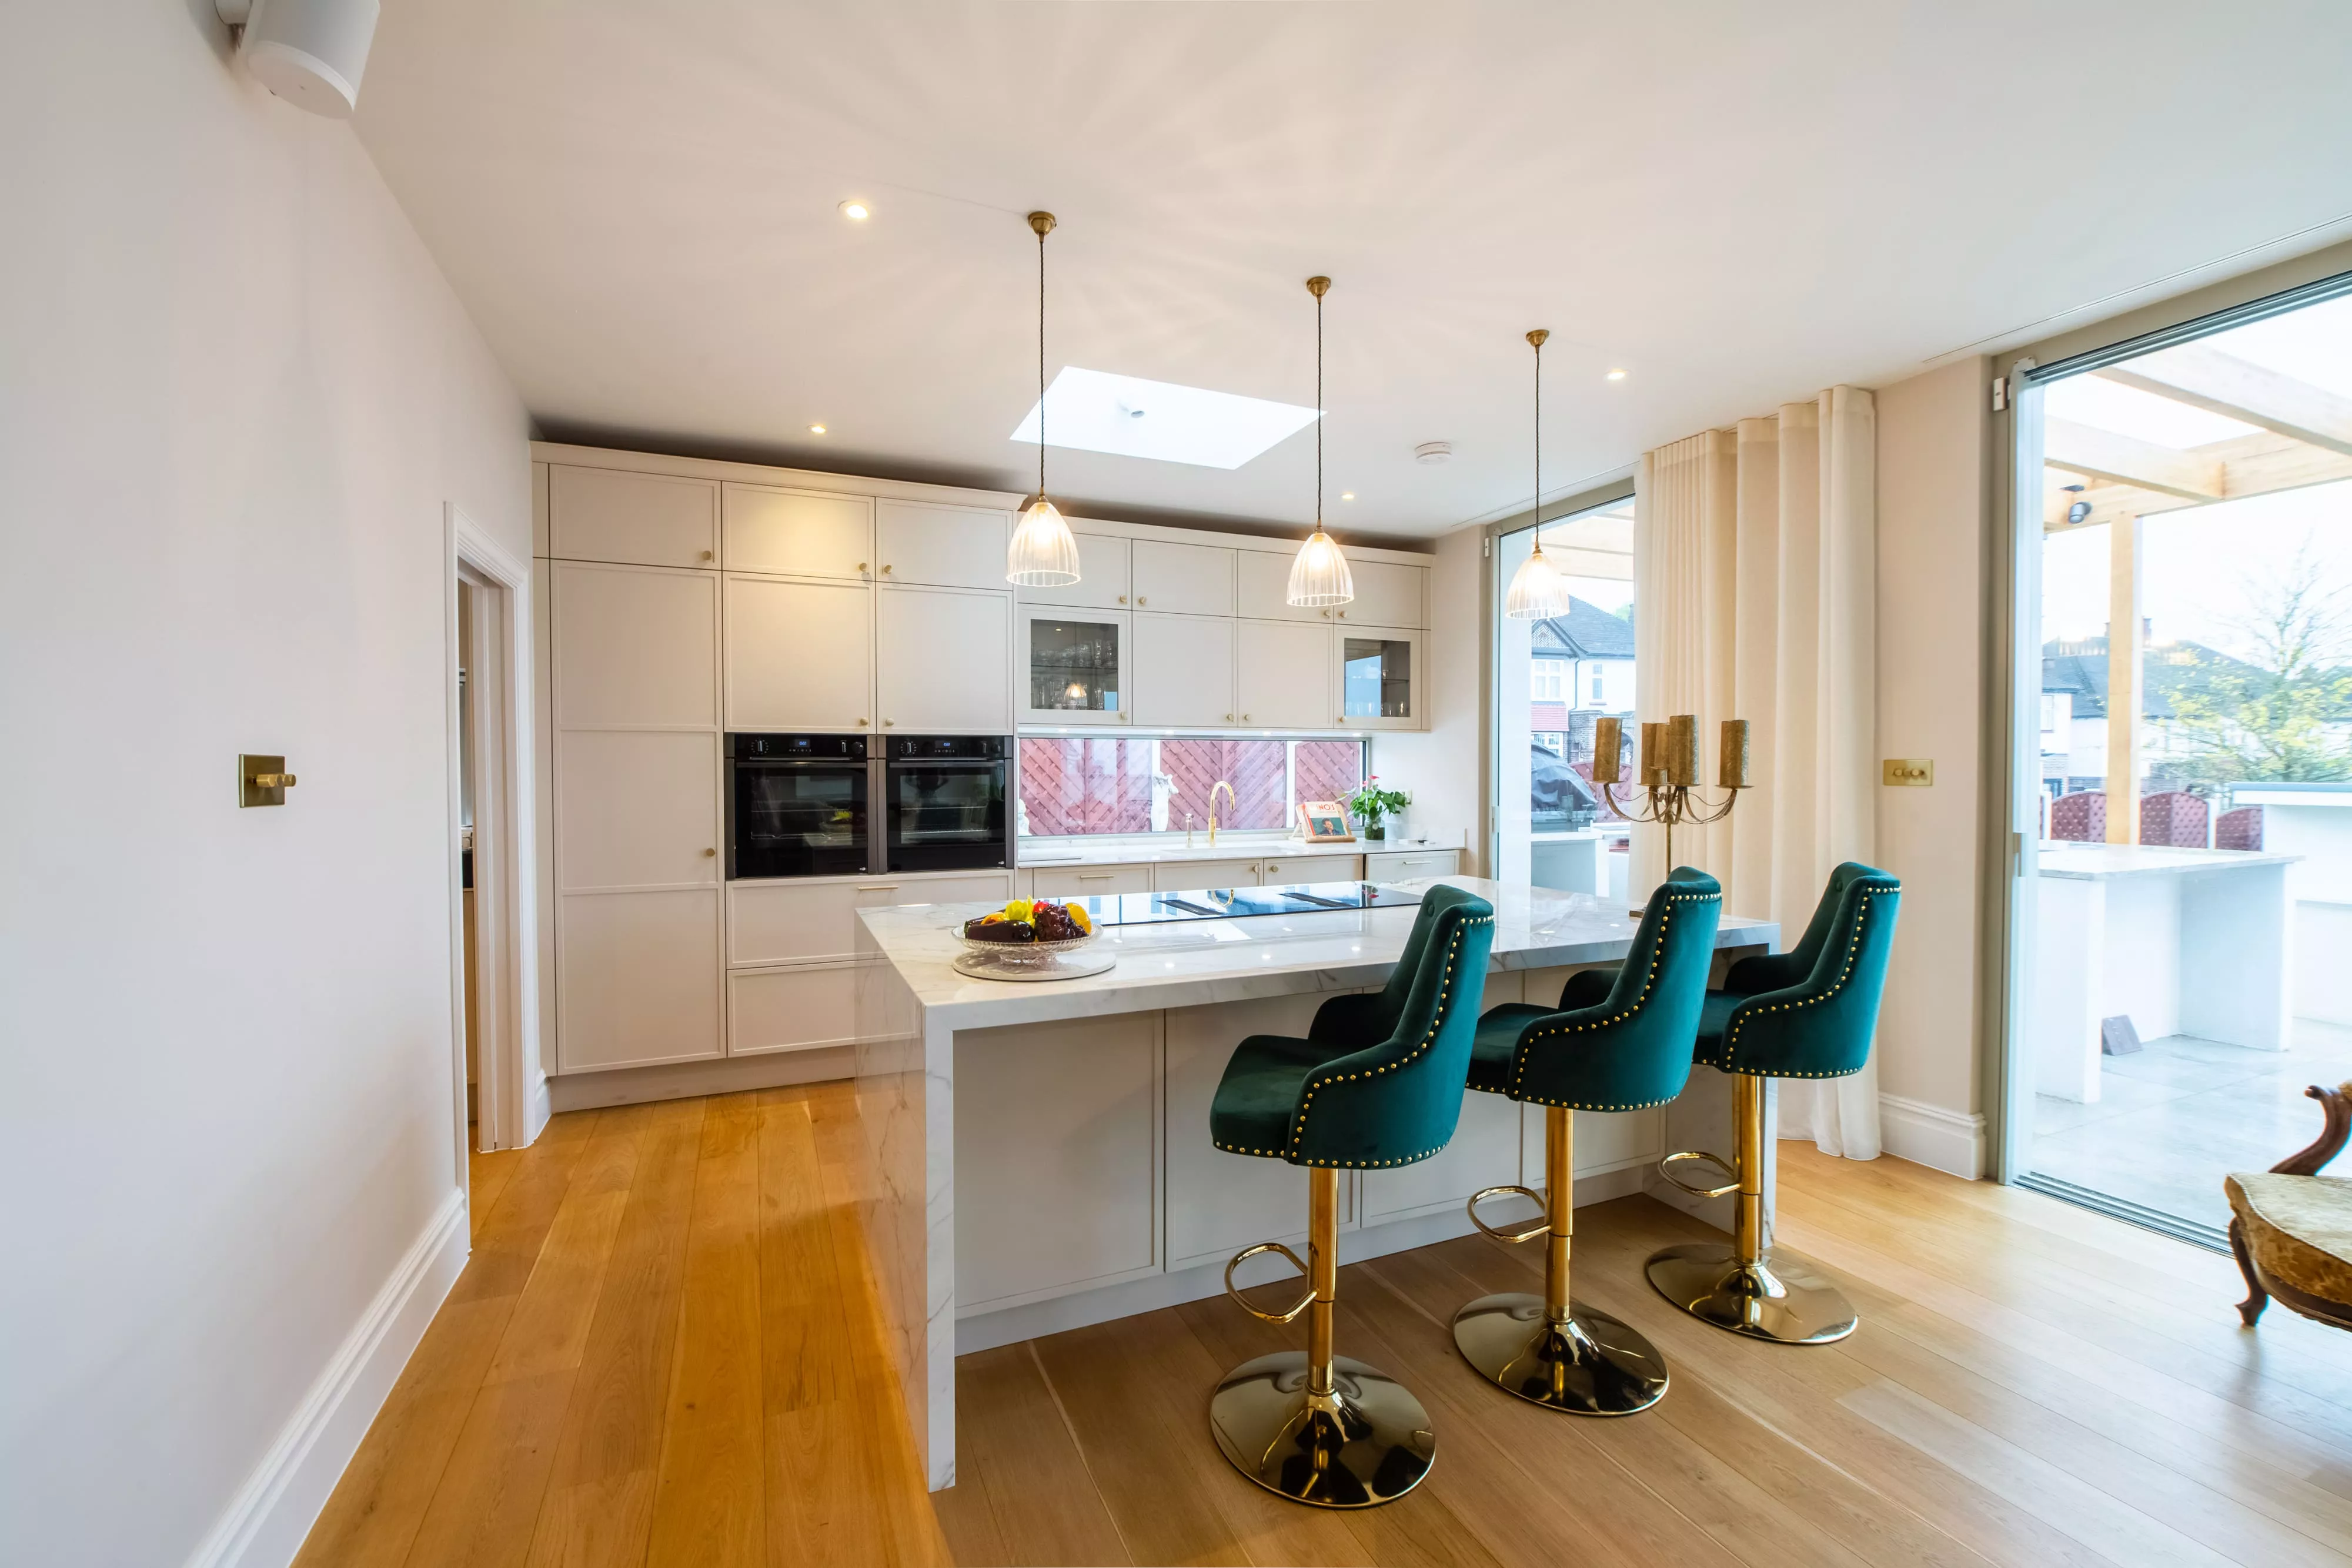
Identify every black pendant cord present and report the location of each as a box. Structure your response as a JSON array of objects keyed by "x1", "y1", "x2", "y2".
[{"x1": 1532, "y1": 335, "x2": 1542, "y2": 554}]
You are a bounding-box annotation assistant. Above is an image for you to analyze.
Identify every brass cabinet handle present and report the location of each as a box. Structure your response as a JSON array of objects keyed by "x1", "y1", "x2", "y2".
[
  {"x1": 1224, "y1": 713, "x2": 1234, "y2": 722},
  {"x1": 857, "y1": 718, "x2": 869, "y2": 726},
  {"x1": 1117, "y1": 594, "x2": 1127, "y2": 603},
  {"x1": 1137, "y1": 596, "x2": 1147, "y2": 606},
  {"x1": 700, "y1": 549, "x2": 714, "y2": 561},
  {"x1": 857, "y1": 561, "x2": 868, "y2": 573},
  {"x1": 883, "y1": 564, "x2": 894, "y2": 574},
  {"x1": 703, "y1": 847, "x2": 717, "y2": 857},
  {"x1": 883, "y1": 718, "x2": 895, "y2": 727},
  {"x1": 1321, "y1": 608, "x2": 1330, "y2": 618},
  {"x1": 251, "y1": 773, "x2": 297, "y2": 788},
  {"x1": 1241, "y1": 713, "x2": 1251, "y2": 722}
]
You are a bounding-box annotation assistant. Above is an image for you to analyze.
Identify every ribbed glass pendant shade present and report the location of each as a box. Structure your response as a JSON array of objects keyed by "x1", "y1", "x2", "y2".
[
  {"x1": 1286, "y1": 528, "x2": 1354, "y2": 608},
  {"x1": 1504, "y1": 541, "x2": 1571, "y2": 620},
  {"x1": 1007, "y1": 496, "x2": 1081, "y2": 587}
]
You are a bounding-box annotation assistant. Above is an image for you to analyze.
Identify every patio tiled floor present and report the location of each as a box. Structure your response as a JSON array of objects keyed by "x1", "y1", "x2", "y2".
[{"x1": 2031, "y1": 1019, "x2": 2352, "y2": 1233}]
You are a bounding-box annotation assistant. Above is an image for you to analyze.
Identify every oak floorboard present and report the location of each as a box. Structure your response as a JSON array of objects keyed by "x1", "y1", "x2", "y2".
[{"x1": 298, "y1": 1094, "x2": 2352, "y2": 1568}]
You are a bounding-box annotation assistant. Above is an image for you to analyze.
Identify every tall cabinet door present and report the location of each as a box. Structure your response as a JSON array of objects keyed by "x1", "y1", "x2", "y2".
[
  {"x1": 724, "y1": 575, "x2": 874, "y2": 733},
  {"x1": 551, "y1": 561, "x2": 724, "y2": 1071},
  {"x1": 1235, "y1": 619, "x2": 1332, "y2": 731},
  {"x1": 1131, "y1": 612, "x2": 1236, "y2": 728},
  {"x1": 876, "y1": 584, "x2": 1012, "y2": 734}
]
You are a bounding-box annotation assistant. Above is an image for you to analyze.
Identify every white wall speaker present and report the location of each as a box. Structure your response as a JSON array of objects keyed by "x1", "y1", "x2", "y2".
[{"x1": 218, "y1": 0, "x2": 382, "y2": 118}]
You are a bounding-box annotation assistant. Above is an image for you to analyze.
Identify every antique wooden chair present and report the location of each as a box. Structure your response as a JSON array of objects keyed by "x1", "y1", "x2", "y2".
[{"x1": 2228, "y1": 1082, "x2": 2352, "y2": 1332}]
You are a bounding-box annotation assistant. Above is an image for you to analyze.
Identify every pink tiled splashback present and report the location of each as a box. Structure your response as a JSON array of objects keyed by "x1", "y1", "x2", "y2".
[{"x1": 1017, "y1": 738, "x2": 1367, "y2": 838}]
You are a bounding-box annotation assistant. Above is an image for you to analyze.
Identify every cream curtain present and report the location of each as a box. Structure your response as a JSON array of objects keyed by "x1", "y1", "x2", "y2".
[{"x1": 1632, "y1": 387, "x2": 1880, "y2": 1158}]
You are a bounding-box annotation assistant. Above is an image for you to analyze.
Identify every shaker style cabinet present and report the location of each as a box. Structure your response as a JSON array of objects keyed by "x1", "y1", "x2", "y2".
[
  {"x1": 1235, "y1": 618, "x2": 1334, "y2": 731},
  {"x1": 1131, "y1": 612, "x2": 1237, "y2": 728},
  {"x1": 1017, "y1": 532, "x2": 1131, "y2": 610},
  {"x1": 876, "y1": 500, "x2": 1013, "y2": 591},
  {"x1": 548, "y1": 466, "x2": 719, "y2": 570},
  {"x1": 1020, "y1": 607, "x2": 1131, "y2": 725},
  {"x1": 1236, "y1": 549, "x2": 1325, "y2": 623},
  {"x1": 1330, "y1": 560, "x2": 1425, "y2": 629},
  {"x1": 1130, "y1": 539, "x2": 1235, "y2": 617},
  {"x1": 723, "y1": 483, "x2": 873, "y2": 579},
  {"x1": 723, "y1": 574, "x2": 874, "y2": 733},
  {"x1": 876, "y1": 583, "x2": 1013, "y2": 734},
  {"x1": 1335, "y1": 624, "x2": 1425, "y2": 730},
  {"x1": 549, "y1": 559, "x2": 724, "y2": 1072}
]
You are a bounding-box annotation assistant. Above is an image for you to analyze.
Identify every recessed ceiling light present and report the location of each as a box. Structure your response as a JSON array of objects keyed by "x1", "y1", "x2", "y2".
[
  {"x1": 1341, "y1": 492, "x2": 1355, "y2": 501},
  {"x1": 1605, "y1": 367, "x2": 1628, "y2": 381},
  {"x1": 808, "y1": 423, "x2": 827, "y2": 434},
  {"x1": 838, "y1": 200, "x2": 871, "y2": 222},
  {"x1": 1011, "y1": 367, "x2": 1319, "y2": 470}
]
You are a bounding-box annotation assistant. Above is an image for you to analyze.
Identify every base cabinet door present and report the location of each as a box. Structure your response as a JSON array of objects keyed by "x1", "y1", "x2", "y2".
[
  {"x1": 1235, "y1": 619, "x2": 1332, "y2": 731},
  {"x1": 1026, "y1": 862, "x2": 1153, "y2": 899},
  {"x1": 728, "y1": 964, "x2": 861, "y2": 1055},
  {"x1": 1359, "y1": 1094, "x2": 1523, "y2": 1227},
  {"x1": 1164, "y1": 994, "x2": 1341, "y2": 1271},
  {"x1": 876, "y1": 584, "x2": 1011, "y2": 733},
  {"x1": 725, "y1": 575, "x2": 873, "y2": 731},
  {"x1": 1131, "y1": 612, "x2": 1235, "y2": 728},
  {"x1": 1153, "y1": 858, "x2": 1261, "y2": 892},
  {"x1": 956, "y1": 1014, "x2": 1161, "y2": 1310},
  {"x1": 557, "y1": 889, "x2": 723, "y2": 1071}
]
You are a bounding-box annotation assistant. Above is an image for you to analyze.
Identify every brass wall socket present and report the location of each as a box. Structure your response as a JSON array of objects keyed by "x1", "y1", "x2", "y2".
[
  {"x1": 240, "y1": 754, "x2": 298, "y2": 807},
  {"x1": 1882, "y1": 758, "x2": 1934, "y2": 787}
]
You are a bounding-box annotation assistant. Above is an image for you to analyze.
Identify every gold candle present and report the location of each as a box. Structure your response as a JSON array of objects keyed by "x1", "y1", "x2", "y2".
[
  {"x1": 1719, "y1": 719, "x2": 1751, "y2": 789},
  {"x1": 1667, "y1": 714, "x2": 1697, "y2": 786},
  {"x1": 1591, "y1": 716, "x2": 1622, "y2": 783},
  {"x1": 1639, "y1": 721, "x2": 1661, "y2": 784}
]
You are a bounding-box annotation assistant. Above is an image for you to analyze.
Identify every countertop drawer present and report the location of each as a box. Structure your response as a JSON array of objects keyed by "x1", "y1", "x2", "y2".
[
  {"x1": 729, "y1": 871, "x2": 1014, "y2": 966},
  {"x1": 729, "y1": 964, "x2": 861, "y2": 1056},
  {"x1": 1026, "y1": 862, "x2": 1154, "y2": 898},
  {"x1": 1364, "y1": 848, "x2": 1461, "y2": 882},
  {"x1": 1262, "y1": 853, "x2": 1359, "y2": 884}
]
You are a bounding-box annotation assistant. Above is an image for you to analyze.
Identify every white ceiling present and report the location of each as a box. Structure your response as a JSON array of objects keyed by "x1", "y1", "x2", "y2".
[{"x1": 355, "y1": 2, "x2": 2352, "y2": 542}]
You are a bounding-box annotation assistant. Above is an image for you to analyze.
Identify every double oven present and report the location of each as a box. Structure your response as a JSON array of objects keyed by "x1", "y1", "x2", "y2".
[{"x1": 727, "y1": 733, "x2": 1010, "y2": 880}]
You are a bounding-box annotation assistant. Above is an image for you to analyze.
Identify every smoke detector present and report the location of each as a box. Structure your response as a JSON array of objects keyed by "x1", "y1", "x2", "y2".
[
  {"x1": 216, "y1": 0, "x2": 380, "y2": 118},
  {"x1": 1414, "y1": 442, "x2": 1452, "y2": 465}
]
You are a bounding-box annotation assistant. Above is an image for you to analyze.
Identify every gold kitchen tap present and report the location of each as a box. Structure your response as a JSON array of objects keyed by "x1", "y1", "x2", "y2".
[{"x1": 1208, "y1": 780, "x2": 1235, "y2": 848}]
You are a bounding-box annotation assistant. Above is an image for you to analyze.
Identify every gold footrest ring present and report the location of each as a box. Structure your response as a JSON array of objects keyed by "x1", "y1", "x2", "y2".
[
  {"x1": 1224, "y1": 1241, "x2": 1315, "y2": 1324},
  {"x1": 1658, "y1": 1149, "x2": 1740, "y2": 1199},
  {"x1": 1465, "y1": 1185, "x2": 1549, "y2": 1245},
  {"x1": 1210, "y1": 1351, "x2": 1434, "y2": 1507},
  {"x1": 1645, "y1": 1241, "x2": 1857, "y2": 1345},
  {"x1": 1452, "y1": 1293, "x2": 1670, "y2": 1415}
]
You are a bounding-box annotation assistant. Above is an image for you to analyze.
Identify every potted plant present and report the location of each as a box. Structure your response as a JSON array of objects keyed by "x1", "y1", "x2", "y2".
[{"x1": 1345, "y1": 777, "x2": 1412, "y2": 842}]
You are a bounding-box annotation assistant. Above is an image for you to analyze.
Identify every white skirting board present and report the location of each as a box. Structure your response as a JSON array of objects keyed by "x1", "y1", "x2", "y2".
[
  {"x1": 181, "y1": 1190, "x2": 469, "y2": 1568},
  {"x1": 1876, "y1": 1092, "x2": 1987, "y2": 1178},
  {"x1": 546, "y1": 1045, "x2": 855, "y2": 1112}
]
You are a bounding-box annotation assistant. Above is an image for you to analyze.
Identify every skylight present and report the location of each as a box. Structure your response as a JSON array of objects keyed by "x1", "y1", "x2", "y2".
[{"x1": 1010, "y1": 367, "x2": 1320, "y2": 470}]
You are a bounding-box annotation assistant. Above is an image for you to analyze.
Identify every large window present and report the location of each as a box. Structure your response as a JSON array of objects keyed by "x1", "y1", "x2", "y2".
[
  {"x1": 1494, "y1": 501, "x2": 1638, "y2": 897},
  {"x1": 1018, "y1": 737, "x2": 1366, "y2": 839}
]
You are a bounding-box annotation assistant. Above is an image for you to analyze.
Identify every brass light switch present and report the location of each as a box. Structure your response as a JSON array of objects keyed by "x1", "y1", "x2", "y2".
[
  {"x1": 240, "y1": 754, "x2": 298, "y2": 807},
  {"x1": 1882, "y1": 758, "x2": 1934, "y2": 787}
]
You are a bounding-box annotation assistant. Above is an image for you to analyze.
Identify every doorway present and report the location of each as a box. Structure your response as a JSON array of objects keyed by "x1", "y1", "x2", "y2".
[
  {"x1": 447, "y1": 506, "x2": 546, "y2": 1172},
  {"x1": 2002, "y1": 276, "x2": 2352, "y2": 1245}
]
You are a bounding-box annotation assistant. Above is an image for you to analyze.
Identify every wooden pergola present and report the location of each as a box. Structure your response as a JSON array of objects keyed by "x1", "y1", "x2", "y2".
[{"x1": 2042, "y1": 343, "x2": 2352, "y2": 841}]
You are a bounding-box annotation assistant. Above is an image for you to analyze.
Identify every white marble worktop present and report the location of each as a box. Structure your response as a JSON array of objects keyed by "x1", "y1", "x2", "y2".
[
  {"x1": 1013, "y1": 834, "x2": 1456, "y2": 867},
  {"x1": 2037, "y1": 842, "x2": 2301, "y2": 880},
  {"x1": 856, "y1": 876, "x2": 1774, "y2": 1032}
]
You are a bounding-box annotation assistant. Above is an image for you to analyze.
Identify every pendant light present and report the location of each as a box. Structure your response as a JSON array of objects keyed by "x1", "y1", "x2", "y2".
[
  {"x1": 1007, "y1": 210, "x2": 1082, "y2": 587},
  {"x1": 1504, "y1": 327, "x2": 1572, "y2": 621},
  {"x1": 1285, "y1": 275, "x2": 1354, "y2": 608}
]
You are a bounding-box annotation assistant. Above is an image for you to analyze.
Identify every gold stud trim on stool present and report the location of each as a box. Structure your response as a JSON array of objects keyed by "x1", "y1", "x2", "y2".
[{"x1": 1713, "y1": 885, "x2": 1893, "y2": 1077}]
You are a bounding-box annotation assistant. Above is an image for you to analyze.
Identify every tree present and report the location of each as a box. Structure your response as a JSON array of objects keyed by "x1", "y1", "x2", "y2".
[{"x1": 2161, "y1": 540, "x2": 2352, "y2": 786}]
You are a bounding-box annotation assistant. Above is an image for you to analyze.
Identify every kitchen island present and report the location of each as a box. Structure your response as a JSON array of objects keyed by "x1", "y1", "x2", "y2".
[{"x1": 851, "y1": 876, "x2": 1778, "y2": 1488}]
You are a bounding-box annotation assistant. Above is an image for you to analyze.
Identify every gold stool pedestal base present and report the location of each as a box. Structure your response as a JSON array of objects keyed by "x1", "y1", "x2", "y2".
[
  {"x1": 1645, "y1": 1242, "x2": 1857, "y2": 1345},
  {"x1": 1208, "y1": 1352, "x2": 1434, "y2": 1508},
  {"x1": 1452, "y1": 1293, "x2": 1670, "y2": 1415}
]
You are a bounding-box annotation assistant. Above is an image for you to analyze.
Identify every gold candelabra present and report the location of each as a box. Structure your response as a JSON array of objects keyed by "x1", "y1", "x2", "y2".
[{"x1": 1591, "y1": 714, "x2": 1752, "y2": 888}]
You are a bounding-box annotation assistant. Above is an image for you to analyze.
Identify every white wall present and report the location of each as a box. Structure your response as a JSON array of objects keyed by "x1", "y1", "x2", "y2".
[
  {"x1": 1871, "y1": 357, "x2": 1992, "y2": 1175},
  {"x1": 0, "y1": 8, "x2": 529, "y2": 1566},
  {"x1": 1375, "y1": 527, "x2": 1485, "y2": 866}
]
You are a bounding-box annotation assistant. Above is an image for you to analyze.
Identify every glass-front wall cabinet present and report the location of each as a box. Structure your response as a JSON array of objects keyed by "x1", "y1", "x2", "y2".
[
  {"x1": 1022, "y1": 610, "x2": 1130, "y2": 724},
  {"x1": 1341, "y1": 630, "x2": 1421, "y2": 728}
]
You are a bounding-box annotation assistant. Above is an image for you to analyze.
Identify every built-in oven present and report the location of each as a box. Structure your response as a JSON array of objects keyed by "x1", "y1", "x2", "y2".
[
  {"x1": 883, "y1": 735, "x2": 1010, "y2": 873},
  {"x1": 727, "y1": 733, "x2": 872, "y2": 879}
]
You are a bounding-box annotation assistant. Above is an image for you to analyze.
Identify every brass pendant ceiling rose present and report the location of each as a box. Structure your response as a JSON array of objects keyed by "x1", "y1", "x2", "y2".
[
  {"x1": 1287, "y1": 275, "x2": 1355, "y2": 609},
  {"x1": 1008, "y1": 209, "x2": 1082, "y2": 587}
]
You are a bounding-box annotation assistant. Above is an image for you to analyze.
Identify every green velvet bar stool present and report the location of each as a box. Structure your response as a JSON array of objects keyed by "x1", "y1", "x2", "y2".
[
  {"x1": 1454, "y1": 867, "x2": 1722, "y2": 1416},
  {"x1": 1647, "y1": 862, "x2": 1902, "y2": 1345},
  {"x1": 1207, "y1": 884, "x2": 1496, "y2": 1509}
]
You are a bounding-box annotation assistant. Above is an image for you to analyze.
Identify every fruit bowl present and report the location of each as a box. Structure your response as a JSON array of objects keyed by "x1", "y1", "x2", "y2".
[
  {"x1": 955, "y1": 928, "x2": 1100, "y2": 958},
  {"x1": 951, "y1": 898, "x2": 1114, "y2": 981}
]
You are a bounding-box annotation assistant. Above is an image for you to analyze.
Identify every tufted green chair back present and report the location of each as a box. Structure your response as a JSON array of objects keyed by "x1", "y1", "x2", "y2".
[
  {"x1": 1508, "y1": 867, "x2": 1722, "y2": 1109},
  {"x1": 1287, "y1": 884, "x2": 1496, "y2": 1169},
  {"x1": 1710, "y1": 863, "x2": 1900, "y2": 1079}
]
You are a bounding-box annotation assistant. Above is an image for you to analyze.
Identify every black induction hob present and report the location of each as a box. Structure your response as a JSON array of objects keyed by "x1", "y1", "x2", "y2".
[{"x1": 1048, "y1": 880, "x2": 1422, "y2": 930}]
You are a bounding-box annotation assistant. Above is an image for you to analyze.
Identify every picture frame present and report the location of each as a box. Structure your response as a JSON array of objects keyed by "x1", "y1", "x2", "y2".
[{"x1": 1299, "y1": 802, "x2": 1355, "y2": 843}]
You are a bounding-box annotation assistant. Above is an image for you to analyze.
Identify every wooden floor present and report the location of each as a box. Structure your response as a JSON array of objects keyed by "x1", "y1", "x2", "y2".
[{"x1": 303, "y1": 1089, "x2": 2352, "y2": 1567}]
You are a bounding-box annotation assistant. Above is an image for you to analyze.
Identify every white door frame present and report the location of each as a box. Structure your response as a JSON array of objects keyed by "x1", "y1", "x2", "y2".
[{"x1": 446, "y1": 504, "x2": 547, "y2": 1169}]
